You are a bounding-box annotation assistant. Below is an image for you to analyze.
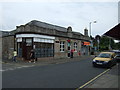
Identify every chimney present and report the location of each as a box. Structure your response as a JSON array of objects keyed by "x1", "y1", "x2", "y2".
[
  {"x1": 67, "y1": 26, "x2": 72, "y2": 37},
  {"x1": 67, "y1": 26, "x2": 72, "y2": 32},
  {"x1": 84, "y1": 28, "x2": 88, "y2": 36}
]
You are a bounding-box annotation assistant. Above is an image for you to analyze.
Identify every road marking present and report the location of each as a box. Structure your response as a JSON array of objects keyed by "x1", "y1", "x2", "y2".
[
  {"x1": 2, "y1": 65, "x2": 35, "y2": 72},
  {"x1": 76, "y1": 69, "x2": 110, "y2": 90}
]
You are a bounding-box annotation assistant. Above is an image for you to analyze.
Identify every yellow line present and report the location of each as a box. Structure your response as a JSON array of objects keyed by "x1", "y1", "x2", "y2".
[{"x1": 76, "y1": 69, "x2": 110, "y2": 90}]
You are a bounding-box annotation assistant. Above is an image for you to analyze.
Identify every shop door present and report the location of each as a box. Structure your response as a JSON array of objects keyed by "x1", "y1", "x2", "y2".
[
  {"x1": 67, "y1": 43, "x2": 71, "y2": 57},
  {"x1": 22, "y1": 38, "x2": 33, "y2": 60}
]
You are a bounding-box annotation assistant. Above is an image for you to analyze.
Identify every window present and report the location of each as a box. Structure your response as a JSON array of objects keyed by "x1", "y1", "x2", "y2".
[
  {"x1": 60, "y1": 41, "x2": 65, "y2": 52},
  {"x1": 34, "y1": 43, "x2": 54, "y2": 57},
  {"x1": 74, "y1": 42, "x2": 77, "y2": 52},
  {"x1": 26, "y1": 38, "x2": 32, "y2": 46}
]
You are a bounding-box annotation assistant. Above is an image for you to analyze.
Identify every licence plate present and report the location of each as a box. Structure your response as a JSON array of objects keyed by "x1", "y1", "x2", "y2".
[{"x1": 97, "y1": 63, "x2": 102, "y2": 65}]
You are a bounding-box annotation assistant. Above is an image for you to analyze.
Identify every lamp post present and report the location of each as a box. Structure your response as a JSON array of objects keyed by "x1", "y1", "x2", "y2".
[
  {"x1": 89, "y1": 21, "x2": 97, "y2": 55},
  {"x1": 89, "y1": 21, "x2": 97, "y2": 37}
]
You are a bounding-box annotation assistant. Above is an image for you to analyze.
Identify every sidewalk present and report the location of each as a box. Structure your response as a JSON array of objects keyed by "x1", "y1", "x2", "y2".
[
  {"x1": 85, "y1": 63, "x2": 119, "y2": 89},
  {"x1": 2, "y1": 56, "x2": 94, "y2": 66}
]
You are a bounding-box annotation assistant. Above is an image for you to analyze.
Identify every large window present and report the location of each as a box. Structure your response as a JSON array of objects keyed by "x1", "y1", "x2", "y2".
[
  {"x1": 60, "y1": 41, "x2": 65, "y2": 52},
  {"x1": 74, "y1": 42, "x2": 77, "y2": 52},
  {"x1": 34, "y1": 43, "x2": 54, "y2": 58}
]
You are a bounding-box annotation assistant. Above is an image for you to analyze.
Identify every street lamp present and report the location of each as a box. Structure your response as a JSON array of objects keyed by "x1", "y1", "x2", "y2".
[
  {"x1": 89, "y1": 21, "x2": 97, "y2": 37},
  {"x1": 89, "y1": 21, "x2": 97, "y2": 55}
]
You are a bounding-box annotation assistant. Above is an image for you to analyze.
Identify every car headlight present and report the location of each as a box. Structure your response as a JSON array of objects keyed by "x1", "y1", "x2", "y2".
[{"x1": 93, "y1": 60, "x2": 96, "y2": 62}]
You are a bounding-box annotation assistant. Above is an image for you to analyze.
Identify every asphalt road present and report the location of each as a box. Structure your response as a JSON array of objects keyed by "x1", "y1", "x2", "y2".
[{"x1": 2, "y1": 57, "x2": 107, "y2": 88}]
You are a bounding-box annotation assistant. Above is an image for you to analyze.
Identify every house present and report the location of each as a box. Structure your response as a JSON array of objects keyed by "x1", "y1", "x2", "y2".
[{"x1": 1, "y1": 20, "x2": 90, "y2": 60}]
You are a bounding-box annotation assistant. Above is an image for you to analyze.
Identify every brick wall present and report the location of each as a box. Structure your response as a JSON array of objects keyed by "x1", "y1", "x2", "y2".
[
  {"x1": 54, "y1": 37, "x2": 82, "y2": 58},
  {"x1": 2, "y1": 36, "x2": 14, "y2": 59}
]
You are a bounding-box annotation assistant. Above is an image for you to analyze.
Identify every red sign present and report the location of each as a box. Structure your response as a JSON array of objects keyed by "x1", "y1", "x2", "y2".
[
  {"x1": 67, "y1": 40, "x2": 71, "y2": 42},
  {"x1": 83, "y1": 42, "x2": 90, "y2": 45}
]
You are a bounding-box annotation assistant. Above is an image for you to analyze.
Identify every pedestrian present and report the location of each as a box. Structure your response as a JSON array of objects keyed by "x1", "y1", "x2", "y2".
[
  {"x1": 78, "y1": 50, "x2": 81, "y2": 56},
  {"x1": 70, "y1": 49, "x2": 74, "y2": 58},
  {"x1": 13, "y1": 50, "x2": 17, "y2": 62},
  {"x1": 29, "y1": 49, "x2": 35, "y2": 63}
]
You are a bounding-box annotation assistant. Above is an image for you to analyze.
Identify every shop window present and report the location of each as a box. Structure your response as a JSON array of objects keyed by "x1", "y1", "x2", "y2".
[
  {"x1": 34, "y1": 43, "x2": 54, "y2": 58},
  {"x1": 60, "y1": 41, "x2": 65, "y2": 52},
  {"x1": 74, "y1": 42, "x2": 77, "y2": 52},
  {"x1": 26, "y1": 39, "x2": 32, "y2": 46}
]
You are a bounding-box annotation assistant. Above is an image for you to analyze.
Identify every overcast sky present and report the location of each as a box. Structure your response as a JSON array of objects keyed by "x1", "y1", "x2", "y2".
[{"x1": 0, "y1": 0, "x2": 119, "y2": 37}]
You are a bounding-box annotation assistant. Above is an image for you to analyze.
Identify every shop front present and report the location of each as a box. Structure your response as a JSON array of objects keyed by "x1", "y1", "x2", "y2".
[
  {"x1": 81, "y1": 41, "x2": 90, "y2": 55},
  {"x1": 16, "y1": 34, "x2": 55, "y2": 60}
]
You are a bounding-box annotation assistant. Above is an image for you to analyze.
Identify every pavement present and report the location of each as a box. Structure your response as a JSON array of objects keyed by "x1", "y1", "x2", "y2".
[
  {"x1": 85, "y1": 63, "x2": 119, "y2": 89},
  {"x1": 1, "y1": 56, "x2": 120, "y2": 89},
  {"x1": 2, "y1": 56, "x2": 94, "y2": 68}
]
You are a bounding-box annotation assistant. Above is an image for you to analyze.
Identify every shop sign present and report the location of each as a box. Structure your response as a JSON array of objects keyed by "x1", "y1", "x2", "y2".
[
  {"x1": 83, "y1": 42, "x2": 90, "y2": 45},
  {"x1": 67, "y1": 40, "x2": 71, "y2": 42}
]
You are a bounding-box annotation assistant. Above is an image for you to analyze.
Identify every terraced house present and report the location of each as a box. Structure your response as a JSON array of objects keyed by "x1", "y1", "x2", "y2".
[{"x1": 1, "y1": 20, "x2": 90, "y2": 60}]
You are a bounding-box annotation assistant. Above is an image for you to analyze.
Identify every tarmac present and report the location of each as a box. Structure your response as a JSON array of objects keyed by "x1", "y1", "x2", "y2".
[{"x1": 1, "y1": 56, "x2": 120, "y2": 89}]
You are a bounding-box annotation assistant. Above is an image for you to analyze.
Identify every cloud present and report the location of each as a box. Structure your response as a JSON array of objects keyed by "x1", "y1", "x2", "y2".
[{"x1": 1, "y1": 2, "x2": 118, "y2": 37}]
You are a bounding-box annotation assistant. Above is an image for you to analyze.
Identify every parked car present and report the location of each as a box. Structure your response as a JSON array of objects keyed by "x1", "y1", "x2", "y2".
[
  {"x1": 115, "y1": 54, "x2": 120, "y2": 62},
  {"x1": 92, "y1": 52, "x2": 116, "y2": 68},
  {"x1": 110, "y1": 50, "x2": 120, "y2": 62}
]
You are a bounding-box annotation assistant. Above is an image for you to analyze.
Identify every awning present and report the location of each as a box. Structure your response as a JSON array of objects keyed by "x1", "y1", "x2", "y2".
[{"x1": 103, "y1": 23, "x2": 120, "y2": 40}]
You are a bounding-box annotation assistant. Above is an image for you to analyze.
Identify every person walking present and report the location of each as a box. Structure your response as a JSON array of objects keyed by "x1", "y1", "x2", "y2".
[
  {"x1": 70, "y1": 49, "x2": 74, "y2": 58},
  {"x1": 13, "y1": 50, "x2": 17, "y2": 62},
  {"x1": 29, "y1": 50, "x2": 35, "y2": 63}
]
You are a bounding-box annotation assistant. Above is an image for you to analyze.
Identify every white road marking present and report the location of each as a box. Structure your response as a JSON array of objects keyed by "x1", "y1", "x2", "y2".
[
  {"x1": 76, "y1": 69, "x2": 110, "y2": 90},
  {"x1": 2, "y1": 65, "x2": 35, "y2": 72}
]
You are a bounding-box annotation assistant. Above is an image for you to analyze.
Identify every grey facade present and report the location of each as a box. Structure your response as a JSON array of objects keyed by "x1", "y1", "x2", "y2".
[{"x1": 2, "y1": 20, "x2": 90, "y2": 60}]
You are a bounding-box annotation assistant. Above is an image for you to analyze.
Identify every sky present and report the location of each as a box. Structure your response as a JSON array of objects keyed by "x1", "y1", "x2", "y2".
[{"x1": 0, "y1": 0, "x2": 119, "y2": 37}]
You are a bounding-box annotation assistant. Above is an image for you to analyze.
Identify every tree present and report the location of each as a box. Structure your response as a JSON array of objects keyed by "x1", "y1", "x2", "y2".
[{"x1": 99, "y1": 36, "x2": 115, "y2": 51}]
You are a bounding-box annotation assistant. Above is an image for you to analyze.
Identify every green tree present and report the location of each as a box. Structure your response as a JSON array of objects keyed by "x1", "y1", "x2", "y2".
[
  {"x1": 113, "y1": 42, "x2": 120, "y2": 50},
  {"x1": 99, "y1": 36, "x2": 115, "y2": 51}
]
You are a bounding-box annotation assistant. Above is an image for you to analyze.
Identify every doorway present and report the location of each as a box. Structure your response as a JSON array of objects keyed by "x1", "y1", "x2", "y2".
[
  {"x1": 22, "y1": 38, "x2": 33, "y2": 60},
  {"x1": 68, "y1": 46, "x2": 71, "y2": 57}
]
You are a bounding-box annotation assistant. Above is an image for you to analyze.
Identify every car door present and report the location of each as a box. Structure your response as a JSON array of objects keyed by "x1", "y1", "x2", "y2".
[{"x1": 111, "y1": 54, "x2": 116, "y2": 65}]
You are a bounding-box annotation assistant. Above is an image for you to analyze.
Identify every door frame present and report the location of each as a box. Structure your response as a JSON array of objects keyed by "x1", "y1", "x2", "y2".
[{"x1": 22, "y1": 37, "x2": 33, "y2": 60}]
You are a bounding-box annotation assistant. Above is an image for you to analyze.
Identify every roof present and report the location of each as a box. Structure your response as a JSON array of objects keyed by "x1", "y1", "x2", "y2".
[
  {"x1": 72, "y1": 31, "x2": 84, "y2": 36},
  {"x1": 104, "y1": 23, "x2": 120, "y2": 40},
  {"x1": 27, "y1": 20, "x2": 67, "y2": 32},
  {"x1": 0, "y1": 31, "x2": 10, "y2": 37}
]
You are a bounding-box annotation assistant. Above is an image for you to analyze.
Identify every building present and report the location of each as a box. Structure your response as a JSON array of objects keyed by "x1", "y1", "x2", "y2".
[{"x1": 1, "y1": 20, "x2": 90, "y2": 60}]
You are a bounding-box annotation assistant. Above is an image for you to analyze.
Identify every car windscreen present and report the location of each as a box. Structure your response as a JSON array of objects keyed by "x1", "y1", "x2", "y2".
[
  {"x1": 98, "y1": 53, "x2": 111, "y2": 58},
  {"x1": 116, "y1": 52, "x2": 120, "y2": 56},
  {"x1": 116, "y1": 55, "x2": 120, "y2": 58}
]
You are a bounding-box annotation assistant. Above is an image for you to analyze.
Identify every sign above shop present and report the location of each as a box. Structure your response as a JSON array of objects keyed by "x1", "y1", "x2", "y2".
[{"x1": 83, "y1": 42, "x2": 90, "y2": 45}]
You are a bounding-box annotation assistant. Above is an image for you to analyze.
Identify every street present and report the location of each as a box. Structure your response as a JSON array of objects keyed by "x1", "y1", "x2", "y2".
[{"x1": 2, "y1": 56, "x2": 108, "y2": 88}]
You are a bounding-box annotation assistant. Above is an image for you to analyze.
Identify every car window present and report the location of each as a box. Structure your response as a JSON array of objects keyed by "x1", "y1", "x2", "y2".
[
  {"x1": 116, "y1": 55, "x2": 120, "y2": 58},
  {"x1": 98, "y1": 53, "x2": 111, "y2": 58},
  {"x1": 116, "y1": 52, "x2": 120, "y2": 56}
]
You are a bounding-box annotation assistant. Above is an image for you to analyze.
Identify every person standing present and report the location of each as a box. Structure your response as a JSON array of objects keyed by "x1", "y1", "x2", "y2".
[
  {"x1": 70, "y1": 49, "x2": 74, "y2": 58},
  {"x1": 78, "y1": 50, "x2": 81, "y2": 56},
  {"x1": 13, "y1": 50, "x2": 17, "y2": 62},
  {"x1": 29, "y1": 50, "x2": 35, "y2": 63}
]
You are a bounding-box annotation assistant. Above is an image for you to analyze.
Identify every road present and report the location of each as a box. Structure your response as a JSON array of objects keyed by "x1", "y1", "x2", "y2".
[{"x1": 2, "y1": 57, "x2": 108, "y2": 88}]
